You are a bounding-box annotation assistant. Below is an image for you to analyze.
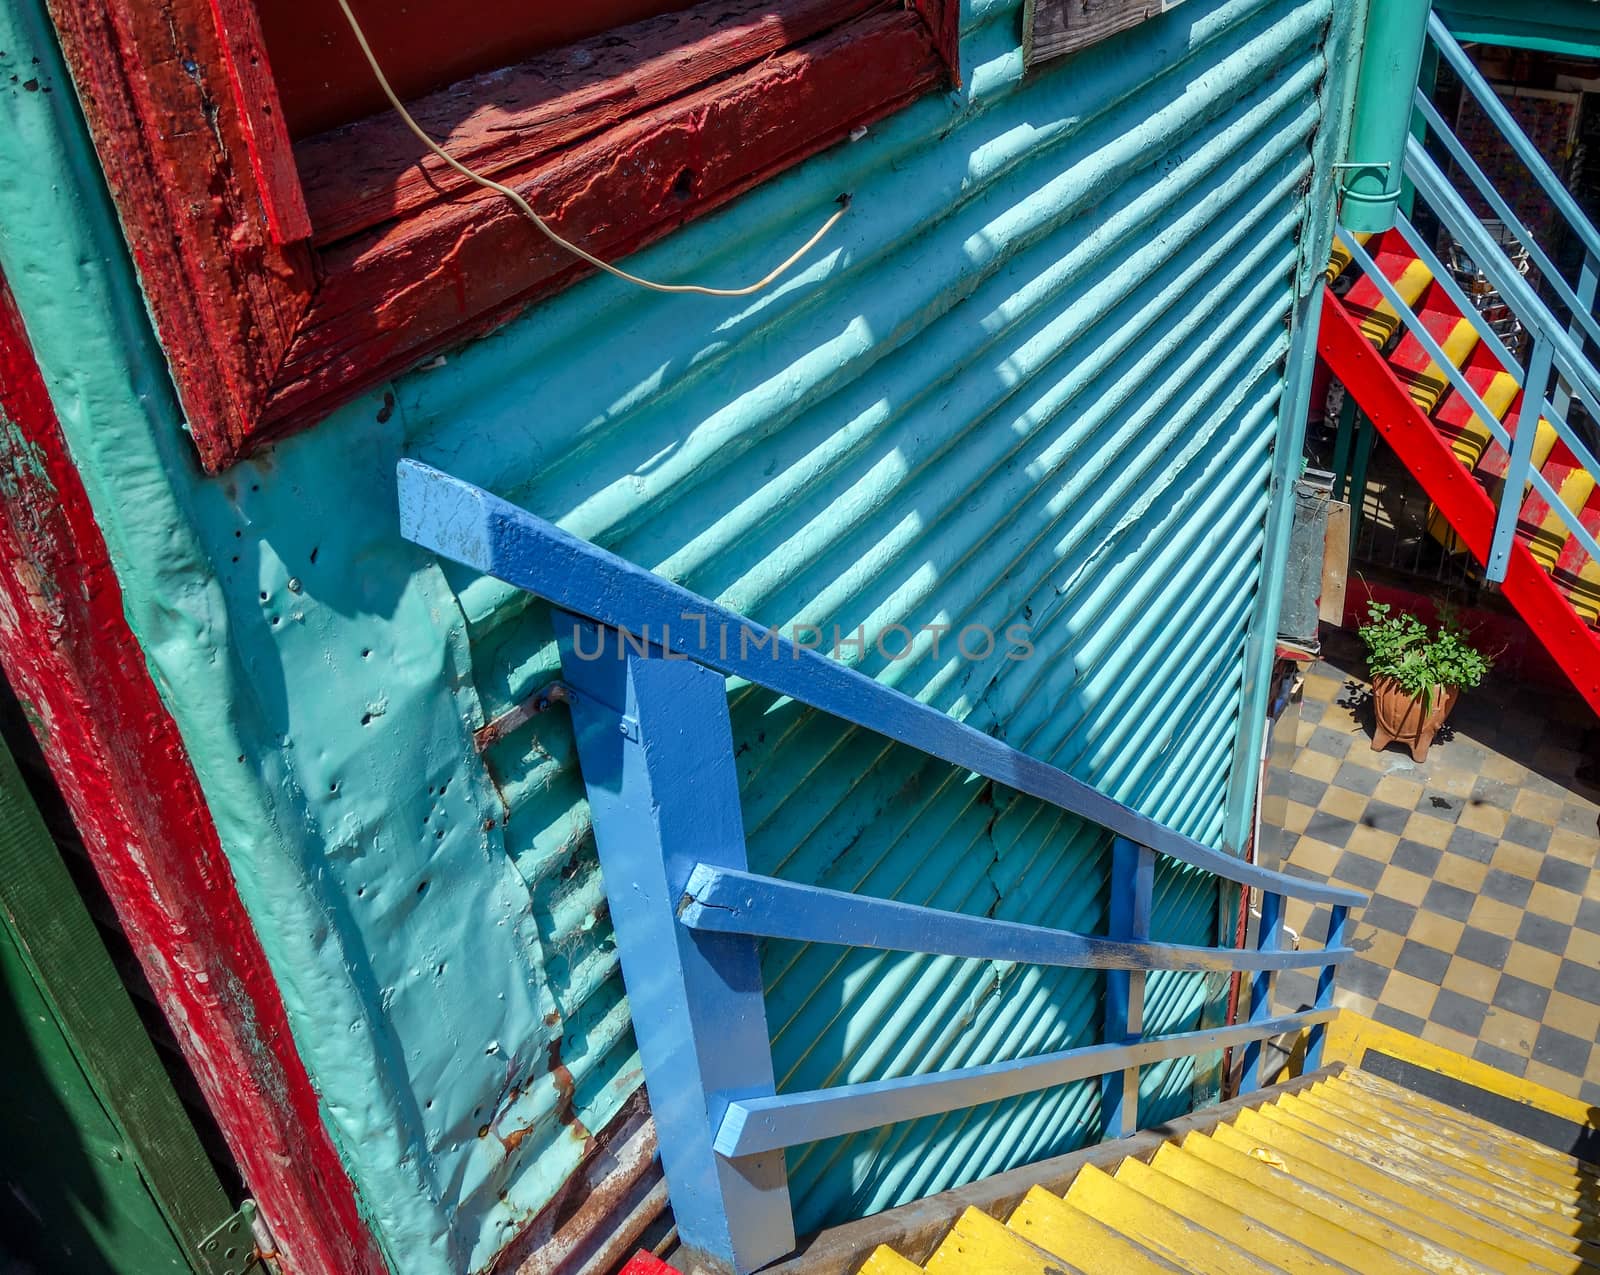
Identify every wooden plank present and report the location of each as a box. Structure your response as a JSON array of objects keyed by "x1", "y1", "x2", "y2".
[
  {"x1": 296, "y1": 0, "x2": 888, "y2": 244},
  {"x1": 45, "y1": 0, "x2": 316, "y2": 468},
  {"x1": 0, "y1": 275, "x2": 382, "y2": 1275},
  {"x1": 395, "y1": 458, "x2": 1366, "y2": 909},
  {"x1": 713, "y1": 1010, "x2": 1337, "y2": 1157},
  {"x1": 1024, "y1": 0, "x2": 1182, "y2": 69},
  {"x1": 265, "y1": 10, "x2": 943, "y2": 439},
  {"x1": 205, "y1": 0, "x2": 313, "y2": 243},
  {"x1": 679, "y1": 864, "x2": 1354, "y2": 972},
  {"x1": 0, "y1": 731, "x2": 234, "y2": 1263},
  {"x1": 1319, "y1": 498, "x2": 1351, "y2": 624}
]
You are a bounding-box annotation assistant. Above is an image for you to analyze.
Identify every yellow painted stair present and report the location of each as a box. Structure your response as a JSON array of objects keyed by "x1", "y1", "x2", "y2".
[{"x1": 854, "y1": 1020, "x2": 1600, "y2": 1275}]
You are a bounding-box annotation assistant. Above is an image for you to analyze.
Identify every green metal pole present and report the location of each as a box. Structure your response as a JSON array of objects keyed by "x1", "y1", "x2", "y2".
[
  {"x1": 1341, "y1": 0, "x2": 1433, "y2": 233},
  {"x1": 1330, "y1": 392, "x2": 1359, "y2": 503},
  {"x1": 1348, "y1": 409, "x2": 1377, "y2": 550}
]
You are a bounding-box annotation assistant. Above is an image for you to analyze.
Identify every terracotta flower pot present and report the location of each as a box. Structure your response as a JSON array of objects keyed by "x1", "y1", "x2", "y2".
[{"x1": 1370, "y1": 675, "x2": 1460, "y2": 762}]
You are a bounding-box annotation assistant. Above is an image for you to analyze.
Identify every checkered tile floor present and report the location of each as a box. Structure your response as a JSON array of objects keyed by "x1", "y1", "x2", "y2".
[{"x1": 1262, "y1": 633, "x2": 1600, "y2": 1104}]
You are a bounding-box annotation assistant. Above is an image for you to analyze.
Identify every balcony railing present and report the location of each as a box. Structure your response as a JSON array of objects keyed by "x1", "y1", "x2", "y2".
[
  {"x1": 399, "y1": 459, "x2": 1362, "y2": 1273},
  {"x1": 1336, "y1": 16, "x2": 1600, "y2": 587}
]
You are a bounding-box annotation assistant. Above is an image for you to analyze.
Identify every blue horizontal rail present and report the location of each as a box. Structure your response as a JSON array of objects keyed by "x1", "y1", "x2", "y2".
[
  {"x1": 681, "y1": 864, "x2": 1354, "y2": 974},
  {"x1": 714, "y1": 1009, "x2": 1335, "y2": 1158},
  {"x1": 1411, "y1": 91, "x2": 1600, "y2": 358},
  {"x1": 1406, "y1": 139, "x2": 1600, "y2": 440},
  {"x1": 1365, "y1": 145, "x2": 1600, "y2": 580},
  {"x1": 399, "y1": 460, "x2": 1361, "y2": 1272},
  {"x1": 399, "y1": 460, "x2": 1361, "y2": 909}
]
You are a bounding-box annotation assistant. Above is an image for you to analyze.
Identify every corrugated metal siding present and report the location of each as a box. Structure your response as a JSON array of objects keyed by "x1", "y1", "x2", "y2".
[{"x1": 400, "y1": 0, "x2": 1334, "y2": 1246}]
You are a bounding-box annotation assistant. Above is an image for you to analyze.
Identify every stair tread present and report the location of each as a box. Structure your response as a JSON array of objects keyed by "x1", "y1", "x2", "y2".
[
  {"x1": 1430, "y1": 342, "x2": 1520, "y2": 470},
  {"x1": 1154, "y1": 1140, "x2": 1434, "y2": 1275},
  {"x1": 1186, "y1": 1128, "x2": 1498, "y2": 1275},
  {"x1": 1341, "y1": 1070, "x2": 1600, "y2": 1175},
  {"x1": 1223, "y1": 1109, "x2": 1565, "y2": 1274},
  {"x1": 1387, "y1": 281, "x2": 1482, "y2": 415},
  {"x1": 1341, "y1": 229, "x2": 1434, "y2": 347},
  {"x1": 1065, "y1": 1163, "x2": 1284, "y2": 1274},
  {"x1": 1114, "y1": 1152, "x2": 1359, "y2": 1274},
  {"x1": 923, "y1": 1206, "x2": 1087, "y2": 1275},
  {"x1": 1515, "y1": 447, "x2": 1596, "y2": 572},
  {"x1": 1280, "y1": 1090, "x2": 1597, "y2": 1250},
  {"x1": 1235, "y1": 1100, "x2": 1574, "y2": 1267},
  {"x1": 1327, "y1": 1075, "x2": 1596, "y2": 1192},
  {"x1": 1551, "y1": 485, "x2": 1600, "y2": 623},
  {"x1": 1007, "y1": 1185, "x2": 1183, "y2": 1275},
  {"x1": 860, "y1": 1247, "x2": 926, "y2": 1275}
]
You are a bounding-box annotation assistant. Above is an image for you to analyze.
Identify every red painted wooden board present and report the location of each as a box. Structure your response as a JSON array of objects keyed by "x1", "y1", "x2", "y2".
[
  {"x1": 0, "y1": 274, "x2": 383, "y2": 1275},
  {"x1": 1320, "y1": 287, "x2": 1600, "y2": 712},
  {"x1": 48, "y1": 0, "x2": 952, "y2": 471},
  {"x1": 618, "y1": 1254, "x2": 682, "y2": 1275}
]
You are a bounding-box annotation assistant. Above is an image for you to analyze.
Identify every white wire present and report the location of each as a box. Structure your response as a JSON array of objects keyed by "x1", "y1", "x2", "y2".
[{"x1": 334, "y1": 0, "x2": 851, "y2": 298}]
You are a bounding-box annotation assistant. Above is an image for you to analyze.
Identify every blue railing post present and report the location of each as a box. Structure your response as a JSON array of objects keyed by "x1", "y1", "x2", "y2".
[
  {"x1": 1100, "y1": 838, "x2": 1154, "y2": 1140},
  {"x1": 1488, "y1": 338, "x2": 1553, "y2": 584},
  {"x1": 1238, "y1": 891, "x2": 1283, "y2": 1093},
  {"x1": 555, "y1": 615, "x2": 793, "y2": 1274},
  {"x1": 1555, "y1": 253, "x2": 1599, "y2": 423},
  {"x1": 1305, "y1": 905, "x2": 1349, "y2": 1072}
]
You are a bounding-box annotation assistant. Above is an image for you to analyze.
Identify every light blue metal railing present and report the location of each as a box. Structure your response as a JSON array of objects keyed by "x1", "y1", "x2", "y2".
[
  {"x1": 1335, "y1": 17, "x2": 1600, "y2": 587},
  {"x1": 398, "y1": 460, "x2": 1363, "y2": 1273}
]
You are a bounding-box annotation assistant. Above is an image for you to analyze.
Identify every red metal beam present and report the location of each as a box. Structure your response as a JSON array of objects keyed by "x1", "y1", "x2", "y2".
[
  {"x1": 0, "y1": 273, "x2": 384, "y2": 1275},
  {"x1": 1319, "y1": 289, "x2": 1600, "y2": 713}
]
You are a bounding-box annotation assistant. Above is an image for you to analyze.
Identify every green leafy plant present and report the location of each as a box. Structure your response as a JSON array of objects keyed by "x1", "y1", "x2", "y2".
[{"x1": 1357, "y1": 601, "x2": 1491, "y2": 717}]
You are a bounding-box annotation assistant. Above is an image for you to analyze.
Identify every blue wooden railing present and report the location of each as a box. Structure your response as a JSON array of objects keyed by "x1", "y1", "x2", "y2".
[
  {"x1": 398, "y1": 460, "x2": 1363, "y2": 1273},
  {"x1": 1337, "y1": 16, "x2": 1600, "y2": 586}
]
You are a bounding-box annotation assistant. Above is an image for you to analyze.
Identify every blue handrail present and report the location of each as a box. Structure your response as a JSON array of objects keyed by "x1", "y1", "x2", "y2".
[
  {"x1": 399, "y1": 459, "x2": 1359, "y2": 1272},
  {"x1": 400, "y1": 460, "x2": 1357, "y2": 907},
  {"x1": 1427, "y1": 14, "x2": 1600, "y2": 269}
]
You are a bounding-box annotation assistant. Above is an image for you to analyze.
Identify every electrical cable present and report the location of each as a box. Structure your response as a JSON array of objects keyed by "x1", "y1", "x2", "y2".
[{"x1": 334, "y1": 0, "x2": 851, "y2": 298}]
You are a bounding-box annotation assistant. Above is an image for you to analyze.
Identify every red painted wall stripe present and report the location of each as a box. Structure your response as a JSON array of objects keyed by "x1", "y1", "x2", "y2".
[{"x1": 0, "y1": 272, "x2": 385, "y2": 1275}]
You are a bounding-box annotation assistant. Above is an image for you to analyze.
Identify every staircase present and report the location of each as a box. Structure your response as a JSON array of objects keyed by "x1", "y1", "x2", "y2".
[
  {"x1": 1315, "y1": 15, "x2": 1600, "y2": 715},
  {"x1": 856, "y1": 1043, "x2": 1600, "y2": 1275}
]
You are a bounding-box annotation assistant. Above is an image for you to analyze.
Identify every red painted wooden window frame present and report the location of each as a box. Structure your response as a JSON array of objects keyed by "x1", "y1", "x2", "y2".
[{"x1": 48, "y1": 0, "x2": 957, "y2": 471}]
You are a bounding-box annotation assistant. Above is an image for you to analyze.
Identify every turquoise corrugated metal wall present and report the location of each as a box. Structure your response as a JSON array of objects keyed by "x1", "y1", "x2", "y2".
[
  {"x1": 0, "y1": 0, "x2": 1349, "y2": 1266},
  {"x1": 403, "y1": 0, "x2": 1336, "y2": 1240}
]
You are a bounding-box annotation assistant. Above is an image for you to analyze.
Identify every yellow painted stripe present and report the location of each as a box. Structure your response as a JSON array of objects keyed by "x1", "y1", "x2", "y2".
[
  {"x1": 1007, "y1": 1185, "x2": 1182, "y2": 1275},
  {"x1": 1359, "y1": 257, "x2": 1436, "y2": 345},
  {"x1": 1182, "y1": 1131, "x2": 1480, "y2": 1275},
  {"x1": 1405, "y1": 318, "x2": 1481, "y2": 413},
  {"x1": 1114, "y1": 1153, "x2": 1356, "y2": 1274},
  {"x1": 1320, "y1": 1011, "x2": 1597, "y2": 1127},
  {"x1": 1063, "y1": 1164, "x2": 1276, "y2": 1274},
  {"x1": 1150, "y1": 1142, "x2": 1430, "y2": 1275},
  {"x1": 1525, "y1": 467, "x2": 1598, "y2": 570},
  {"x1": 1317, "y1": 1079, "x2": 1593, "y2": 1201},
  {"x1": 859, "y1": 1246, "x2": 926, "y2": 1275},
  {"x1": 922, "y1": 1206, "x2": 1082, "y2": 1275},
  {"x1": 1235, "y1": 1106, "x2": 1567, "y2": 1273},
  {"x1": 1278, "y1": 1091, "x2": 1593, "y2": 1251},
  {"x1": 1326, "y1": 232, "x2": 1372, "y2": 283},
  {"x1": 1339, "y1": 1069, "x2": 1594, "y2": 1174}
]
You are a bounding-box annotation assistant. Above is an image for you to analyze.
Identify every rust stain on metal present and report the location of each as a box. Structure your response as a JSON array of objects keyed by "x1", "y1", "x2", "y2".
[{"x1": 474, "y1": 681, "x2": 572, "y2": 752}]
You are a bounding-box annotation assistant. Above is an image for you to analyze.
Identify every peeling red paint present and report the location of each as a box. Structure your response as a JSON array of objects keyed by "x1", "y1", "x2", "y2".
[{"x1": 0, "y1": 274, "x2": 384, "y2": 1275}]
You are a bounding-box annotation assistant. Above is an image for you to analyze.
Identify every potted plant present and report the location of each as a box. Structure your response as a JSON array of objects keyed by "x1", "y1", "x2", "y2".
[{"x1": 1357, "y1": 601, "x2": 1491, "y2": 762}]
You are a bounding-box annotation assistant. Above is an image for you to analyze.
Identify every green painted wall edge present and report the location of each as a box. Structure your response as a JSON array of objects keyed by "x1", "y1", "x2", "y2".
[{"x1": 0, "y1": 730, "x2": 236, "y2": 1270}]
